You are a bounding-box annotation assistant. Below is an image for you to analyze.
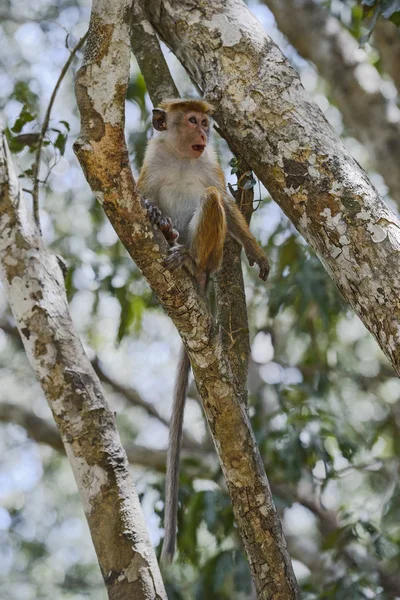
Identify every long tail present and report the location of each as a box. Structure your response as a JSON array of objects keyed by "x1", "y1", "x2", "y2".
[{"x1": 161, "y1": 344, "x2": 191, "y2": 563}]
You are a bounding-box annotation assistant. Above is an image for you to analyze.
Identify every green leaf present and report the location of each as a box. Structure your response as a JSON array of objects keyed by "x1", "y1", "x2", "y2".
[
  {"x1": 11, "y1": 81, "x2": 38, "y2": 112},
  {"x1": 233, "y1": 552, "x2": 252, "y2": 594},
  {"x1": 360, "y1": 3, "x2": 382, "y2": 44},
  {"x1": 352, "y1": 4, "x2": 364, "y2": 20},
  {"x1": 59, "y1": 120, "x2": 71, "y2": 132},
  {"x1": 389, "y1": 10, "x2": 400, "y2": 24},
  {"x1": 116, "y1": 291, "x2": 145, "y2": 342},
  {"x1": 8, "y1": 136, "x2": 26, "y2": 154},
  {"x1": 129, "y1": 127, "x2": 150, "y2": 170},
  {"x1": 11, "y1": 105, "x2": 35, "y2": 134},
  {"x1": 19, "y1": 166, "x2": 34, "y2": 178},
  {"x1": 178, "y1": 490, "x2": 204, "y2": 562},
  {"x1": 64, "y1": 264, "x2": 76, "y2": 300},
  {"x1": 54, "y1": 132, "x2": 67, "y2": 156},
  {"x1": 127, "y1": 72, "x2": 147, "y2": 119}
]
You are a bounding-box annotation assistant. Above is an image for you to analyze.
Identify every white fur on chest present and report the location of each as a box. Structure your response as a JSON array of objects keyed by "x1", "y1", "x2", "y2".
[
  {"x1": 157, "y1": 166, "x2": 207, "y2": 234},
  {"x1": 143, "y1": 140, "x2": 220, "y2": 244}
]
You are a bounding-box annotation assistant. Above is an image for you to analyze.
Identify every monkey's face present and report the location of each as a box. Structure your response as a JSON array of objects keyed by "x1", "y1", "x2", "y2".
[{"x1": 171, "y1": 111, "x2": 210, "y2": 159}]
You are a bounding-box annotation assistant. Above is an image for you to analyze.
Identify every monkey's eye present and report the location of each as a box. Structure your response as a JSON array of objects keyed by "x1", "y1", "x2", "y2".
[
  {"x1": 189, "y1": 116, "x2": 197, "y2": 124},
  {"x1": 201, "y1": 119, "x2": 208, "y2": 127}
]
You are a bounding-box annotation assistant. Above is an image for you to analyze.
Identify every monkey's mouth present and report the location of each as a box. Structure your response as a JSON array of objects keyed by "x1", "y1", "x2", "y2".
[{"x1": 192, "y1": 144, "x2": 205, "y2": 153}]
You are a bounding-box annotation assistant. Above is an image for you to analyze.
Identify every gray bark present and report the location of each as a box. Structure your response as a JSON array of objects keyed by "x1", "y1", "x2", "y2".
[
  {"x1": 0, "y1": 131, "x2": 167, "y2": 600},
  {"x1": 0, "y1": 401, "x2": 205, "y2": 472},
  {"x1": 263, "y1": 0, "x2": 400, "y2": 204},
  {"x1": 130, "y1": 0, "x2": 179, "y2": 106},
  {"x1": 145, "y1": 0, "x2": 400, "y2": 376}
]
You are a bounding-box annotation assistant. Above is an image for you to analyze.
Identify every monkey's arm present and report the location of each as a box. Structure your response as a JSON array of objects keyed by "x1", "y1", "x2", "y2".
[
  {"x1": 138, "y1": 161, "x2": 179, "y2": 246},
  {"x1": 224, "y1": 199, "x2": 270, "y2": 281}
]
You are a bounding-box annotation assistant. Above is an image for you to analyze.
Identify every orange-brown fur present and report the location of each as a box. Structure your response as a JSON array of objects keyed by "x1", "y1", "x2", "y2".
[
  {"x1": 191, "y1": 186, "x2": 227, "y2": 279},
  {"x1": 159, "y1": 98, "x2": 214, "y2": 114}
]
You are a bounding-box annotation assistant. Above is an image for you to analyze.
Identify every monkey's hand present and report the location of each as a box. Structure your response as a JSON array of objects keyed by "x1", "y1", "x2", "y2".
[
  {"x1": 164, "y1": 245, "x2": 196, "y2": 276},
  {"x1": 145, "y1": 199, "x2": 179, "y2": 247},
  {"x1": 246, "y1": 248, "x2": 270, "y2": 281}
]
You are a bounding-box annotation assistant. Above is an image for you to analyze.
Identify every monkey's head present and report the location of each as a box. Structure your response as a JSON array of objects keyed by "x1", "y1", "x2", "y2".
[{"x1": 152, "y1": 99, "x2": 214, "y2": 159}]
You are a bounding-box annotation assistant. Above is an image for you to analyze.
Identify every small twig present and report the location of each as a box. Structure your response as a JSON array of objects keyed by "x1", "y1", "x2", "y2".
[
  {"x1": 31, "y1": 31, "x2": 88, "y2": 233},
  {"x1": 312, "y1": 460, "x2": 386, "y2": 485},
  {"x1": 42, "y1": 141, "x2": 62, "y2": 186}
]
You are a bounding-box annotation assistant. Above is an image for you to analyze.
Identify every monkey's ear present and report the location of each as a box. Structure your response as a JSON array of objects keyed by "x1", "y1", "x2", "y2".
[{"x1": 152, "y1": 109, "x2": 167, "y2": 131}]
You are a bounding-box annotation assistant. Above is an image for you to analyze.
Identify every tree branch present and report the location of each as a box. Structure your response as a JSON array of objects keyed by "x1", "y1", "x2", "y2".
[
  {"x1": 32, "y1": 32, "x2": 88, "y2": 232},
  {"x1": 215, "y1": 161, "x2": 254, "y2": 407},
  {"x1": 263, "y1": 0, "x2": 400, "y2": 204},
  {"x1": 4, "y1": 397, "x2": 399, "y2": 596},
  {"x1": 0, "y1": 401, "x2": 207, "y2": 473},
  {"x1": 146, "y1": 0, "x2": 400, "y2": 376},
  {"x1": 273, "y1": 481, "x2": 400, "y2": 597},
  {"x1": 0, "y1": 131, "x2": 166, "y2": 600},
  {"x1": 73, "y1": 0, "x2": 299, "y2": 596},
  {"x1": 0, "y1": 317, "x2": 201, "y2": 449},
  {"x1": 130, "y1": 0, "x2": 179, "y2": 106},
  {"x1": 0, "y1": 401, "x2": 65, "y2": 452}
]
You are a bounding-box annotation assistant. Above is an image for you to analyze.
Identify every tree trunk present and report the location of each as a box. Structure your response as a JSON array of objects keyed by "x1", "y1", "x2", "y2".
[
  {"x1": 145, "y1": 0, "x2": 400, "y2": 376},
  {"x1": 0, "y1": 132, "x2": 167, "y2": 600}
]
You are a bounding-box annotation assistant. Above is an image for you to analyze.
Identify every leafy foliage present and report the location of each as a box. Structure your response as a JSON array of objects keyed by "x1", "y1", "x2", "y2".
[{"x1": 334, "y1": 0, "x2": 400, "y2": 42}]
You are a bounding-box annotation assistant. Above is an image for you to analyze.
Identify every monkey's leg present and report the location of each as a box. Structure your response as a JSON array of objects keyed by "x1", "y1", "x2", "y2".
[
  {"x1": 165, "y1": 187, "x2": 227, "y2": 281},
  {"x1": 164, "y1": 244, "x2": 197, "y2": 275},
  {"x1": 190, "y1": 186, "x2": 227, "y2": 276},
  {"x1": 225, "y1": 200, "x2": 270, "y2": 281},
  {"x1": 144, "y1": 199, "x2": 179, "y2": 246}
]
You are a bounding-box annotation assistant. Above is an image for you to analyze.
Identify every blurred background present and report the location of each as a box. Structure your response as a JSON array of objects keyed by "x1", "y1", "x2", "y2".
[{"x1": 0, "y1": 0, "x2": 400, "y2": 598}]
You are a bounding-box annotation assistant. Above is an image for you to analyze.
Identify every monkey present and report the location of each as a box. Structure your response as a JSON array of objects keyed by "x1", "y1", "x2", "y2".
[{"x1": 137, "y1": 98, "x2": 269, "y2": 563}]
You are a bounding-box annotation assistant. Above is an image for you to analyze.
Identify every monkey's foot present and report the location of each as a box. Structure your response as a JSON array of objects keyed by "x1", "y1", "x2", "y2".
[
  {"x1": 246, "y1": 251, "x2": 270, "y2": 281},
  {"x1": 164, "y1": 245, "x2": 196, "y2": 275},
  {"x1": 159, "y1": 216, "x2": 179, "y2": 246},
  {"x1": 145, "y1": 200, "x2": 179, "y2": 246}
]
